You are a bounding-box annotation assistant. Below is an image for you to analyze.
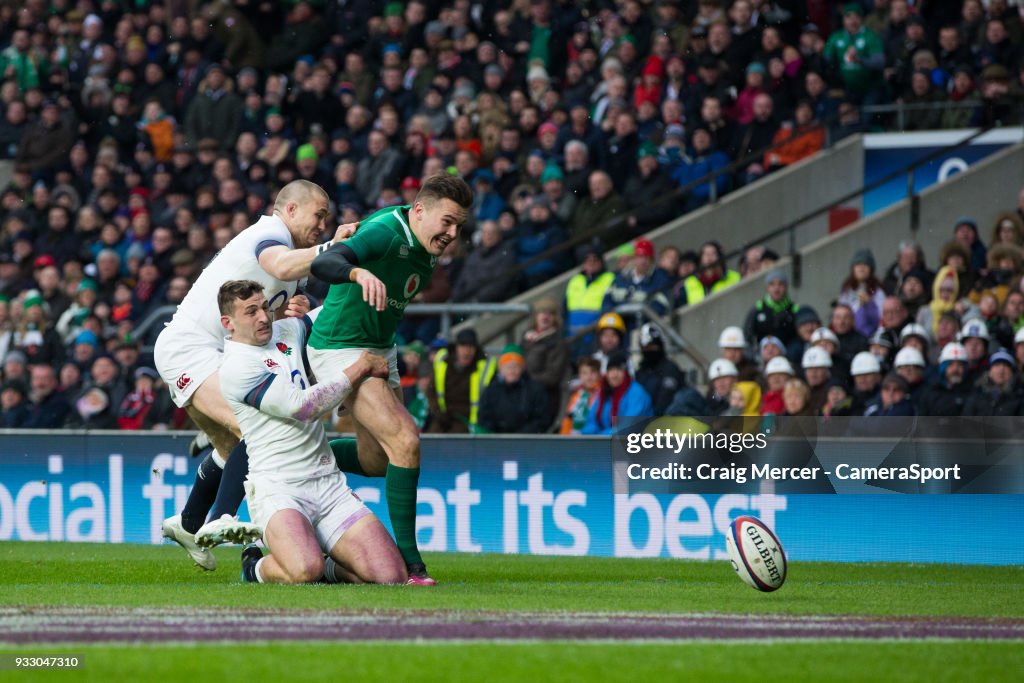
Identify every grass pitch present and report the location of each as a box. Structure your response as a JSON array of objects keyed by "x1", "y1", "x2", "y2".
[{"x1": 0, "y1": 542, "x2": 1021, "y2": 682}]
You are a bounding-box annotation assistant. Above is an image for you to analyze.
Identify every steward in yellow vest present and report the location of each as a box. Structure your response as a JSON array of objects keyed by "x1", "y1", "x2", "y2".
[{"x1": 427, "y1": 328, "x2": 497, "y2": 433}]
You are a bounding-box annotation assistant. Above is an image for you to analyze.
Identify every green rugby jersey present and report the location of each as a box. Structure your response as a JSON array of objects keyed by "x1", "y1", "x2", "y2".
[{"x1": 309, "y1": 205, "x2": 436, "y2": 350}]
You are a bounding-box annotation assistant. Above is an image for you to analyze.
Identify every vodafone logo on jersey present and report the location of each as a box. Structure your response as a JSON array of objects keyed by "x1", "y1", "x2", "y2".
[{"x1": 404, "y1": 273, "x2": 420, "y2": 299}]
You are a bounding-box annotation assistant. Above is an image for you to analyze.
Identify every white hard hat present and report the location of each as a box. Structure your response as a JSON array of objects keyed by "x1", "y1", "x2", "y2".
[
  {"x1": 900, "y1": 323, "x2": 930, "y2": 345},
  {"x1": 718, "y1": 326, "x2": 747, "y2": 349},
  {"x1": 708, "y1": 358, "x2": 739, "y2": 380},
  {"x1": 810, "y1": 326, "x2": 840, "y2": 346},
  {"x1": 939, "y1": 342, "x2": 969, "y2": 363},
  {"x1": 764, "y1": 356, "x2": 795, "y2": 376},
  {"x1": 1015, "y1": 328, "x2": 1024, "y2": 346},
  {"x1": 850, "y1": 351, "x2": 881, "y2": 376},
  {"x1": 894, "y1": 346, "x2": 926, "y2": 368},
  {"x1": 959, "y1": 319, "x2": 990, "y2": 341},
  {"x1": 639, "y1": 322, "x2": 661, "y2": 347},
  {"x1": 801, "y1": 346, "x2": 833, "y2": 369}
]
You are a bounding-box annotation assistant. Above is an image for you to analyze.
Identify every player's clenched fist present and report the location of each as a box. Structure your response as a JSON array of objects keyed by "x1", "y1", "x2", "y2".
[
  {"x1": 352, "y1": 268, "x2": 387, "y2": 312},
  {"x1": 283, "y1": 294, "x2": 311, "y2": 318}
]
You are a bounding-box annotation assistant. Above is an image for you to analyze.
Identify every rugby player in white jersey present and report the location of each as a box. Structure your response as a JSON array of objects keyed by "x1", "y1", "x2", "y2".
[
  {"x1": 155, "y1": 180, "x2": 356, "y2": 570},
  {"x1": 217, "y1": 280, "x2": 406, "y2": 585}
]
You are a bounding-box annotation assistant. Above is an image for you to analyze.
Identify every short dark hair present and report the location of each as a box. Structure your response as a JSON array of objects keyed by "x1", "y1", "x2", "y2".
[
  {"x1": 218, "y1": 279, "x2": 264, "y2": 315},
  {"x1": 416, "y1": 173, "x2": 474, "y2": 209}
]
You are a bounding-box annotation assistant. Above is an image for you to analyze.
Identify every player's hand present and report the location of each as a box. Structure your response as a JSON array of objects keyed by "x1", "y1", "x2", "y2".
[
  {"x1": 354, "y1": 268, "x2": 387, "y2": 311},
  {"x1": 333, "y1": 221, "x2": 359, "y2": 242},
  {"x1": 349, "y1": 351, "x2": 389, "y2": 382},
  {"x1": 283, "y1": 294, "x2": 311, "y2": 318}
]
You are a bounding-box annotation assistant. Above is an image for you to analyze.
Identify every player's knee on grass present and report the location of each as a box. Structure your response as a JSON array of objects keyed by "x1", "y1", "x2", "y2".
[{"x1": 283, "y1": 553, "x2": 325, "y2": 585}]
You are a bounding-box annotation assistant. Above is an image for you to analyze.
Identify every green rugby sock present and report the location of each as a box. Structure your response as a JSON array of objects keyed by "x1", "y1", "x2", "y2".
[
  {"x1": 330, "y1": 438, "x2": 366, "y2": 477},
  {"x1": 386, "y1": 463, "x2": 423, "y2": 566}
]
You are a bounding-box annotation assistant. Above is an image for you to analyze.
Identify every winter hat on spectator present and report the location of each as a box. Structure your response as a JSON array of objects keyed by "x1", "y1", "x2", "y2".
[
  {"x1": 401, "y1": 176, "x2": 421, "y2": 191},
  {"x1": 765, "y1": 268, "x2": 787, "y2": 285},
  {"x1": 842, "y1": 2, "x2": 863, "y2": 16},
  {"x1": 664, "y1": 124, "x2": 686, "y2": 141},
  {"x1": 634, "y1": 238, "x2": 655, "y2": 259},
  {"x1": 1, "y1": 379, "x2": 27, "y2": 398},
  {"x1": 23, "y1": 291, "x2": 45, "y2": 310},
  {"x1": 33, "y1": 255, "x2": 56, "y2": 269},
  {"x1": 74, "y1": 330, "x2": 99, "y2": 348},
  {"x1": 954, "y1": 217, "x2": 978, "y2": 236},
  {"x1": 455, "y1": 328, "x2": 479, "y2": 347},
  {"x1": 746, "y1": 62, "x2": 766, "y2": 75},
  {"x1": 990, "y1": 349, "x2": 1016, "y2": 369},
  {"x1": 125, "y1": 242, "x2": 147, "y2": 262},
  {"x1": 794, "y1": 306, "x2": 821, "y2": 327},
  {"x1": 296, "y1": 144, "x2": 318, "y2": 162},
  {"x1": 606, "y1": 349, "x2": 632, "y2": 371},
  {"x1": 760, "y1": 335, "x2": 785, "y2": 355},
  {"x1": 475, "y1": 170, "x2": 496, "y2": 185},
  {"x1": 77, "y1": 279, "x2": 98, "y2": 294},
  {"x1": 849, "y1": 248, "x2": 875, "y2": 271},
  {"x1": 540, "y1": 165, "x2": 564, "y2": 183},
  {"x1": 134, "y1": 367, "x2": 159, "y2": 381},
  {"x1": 485, "y1": 64, "x2": 504, "y2": 78},
  {"x1": 538, "y1": 121, "x2": 558, "y2": 137},
  {"x1": 637, "y1": 141, "x2": 658, "y2": 159},
  {"x1": 4, "y1": 350, "x2": 27, "y2": 365},
  {"x1": 499, "y1": 344, "x2": 526, "y2": 367}
]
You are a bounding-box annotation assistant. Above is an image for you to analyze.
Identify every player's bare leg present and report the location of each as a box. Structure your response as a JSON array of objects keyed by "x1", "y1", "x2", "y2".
[
  {"x1": 249, "y1": 509, "x2": 325, "y2": 584},
  {"x1": 323, "y1": 515, "x2": 407, "y2": 585},
  {"x1": 343, "y1": 377, "x2": 435, "y2": 584}
]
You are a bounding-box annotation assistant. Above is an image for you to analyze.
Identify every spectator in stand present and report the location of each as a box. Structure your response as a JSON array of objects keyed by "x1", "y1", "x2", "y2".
[
  {"x1": 893, "y1": 346, "x2": 929, "y2": 407},
  {"x1": 838, "y1": 249, "x2": 887, "y2": 338},
  {"x1": 960, "y1": 319, "x2": 992, "y2": 386},
  {"x1": 478, "y1": 345, "x2": 551, "y2": 434},
  {"x1": 569, "y1": 170, "x2": 628, "y2": 253},
  {"x1": 427, "y1": 329, "x2": 497, "y2": 435},
  {"x1": 666, "y1": 358, "x2": 736, "y2": 418},
  {"x1": 830, "y1": 302, "x2": 869, "y2": 369},
  {"x1": 897, "y1": 268, "x2": 931, "y2": 320},
  {"x1": 801, "y1": 345, "x2": 833, "y2": 413},
  {"x1": 765, "y1": 100, "x2": 825, "y2": 171},
  {"x1": 953, "y1": 216, "x2": 988, "y2": 273},
  {"x1": 864, "y1": 373, "x2": 916, "y2": 416},
  {"x1": 824, "y1": 4, "x2": 887, "y2": 106},
  {"x1": 582, "y1": 350, "x2": 653, "y2": 435},
  {"x1": 116, "y1": 367, "x2": 174, "y2": 430},
  {"x1": 918, "y1": 342, "x2": 973, "y2": 417},
  {"x1": 560, "y1": 357, "x2": 601, "y2": 435},
  {"x1": 452, "y1": 220, "x2": 516, "y2": 303},
  {"x1": 917, "y1": 265, "x2": 960, "y2": 339},
  {"x1": 883, "y1": 240, "x2": 933, "y2": 296},
  {"x1": 850, "y1": 351, "x2": 883, "y2": 415},
  {"x1": 515, "y1": 194, "x2": 571, "y2": 291},
  {"x1": 591, "y1": 312, "x2": 628, "y2": 373},
  {"x1": 0, "y1": 379, "x2": 29, "y2": 427},
  {"x1": 522, "y1": 297, "x2": 570, "y2": 423},
  {"x1": 23, "y1": 363, "x2": 70, "y2": 429},
  {"x1": 635, "y1": 323, "x2": 687, "y2": 417},
  {"x1": 680, "y1": 241, "x2": 741, "y2": 306},
  {"x1": 744, "y1": 268, "x2": 800, "y2": 347},
  {"x1": 672, "y1": 127, "x2": 731, "y2": 210},
  {"x1": 623, "y1": 142, "x2": 677, "y2": 235},
  {"x1": 963, "y1": 350, "x2": 1023, "y2": 416},
  {"x1": 565, "y1": 246, "x2": 616, "y2": 357},
  {"x1": 761, "y1": 356, "x2": 795, "y2": 416},
  {"x1": 732, "y1": 93, "x2": 779, "y2": 185},
  {"x1": 602, "y1": 238, "x2": 671, "y2": 318}
]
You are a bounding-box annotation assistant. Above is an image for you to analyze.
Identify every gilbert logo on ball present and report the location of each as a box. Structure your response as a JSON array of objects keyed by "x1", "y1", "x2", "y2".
[{"x1": 725, "y1": 515, "x2": 787, "y2": 592}]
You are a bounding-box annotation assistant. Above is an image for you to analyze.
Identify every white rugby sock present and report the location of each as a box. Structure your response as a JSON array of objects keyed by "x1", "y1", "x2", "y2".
[
  {"x1": 211, "y1": 452, "x2": 227, "y2": 469},
  {"x1": 255, "y1": 557, "x2": 266, "y2": 583}
]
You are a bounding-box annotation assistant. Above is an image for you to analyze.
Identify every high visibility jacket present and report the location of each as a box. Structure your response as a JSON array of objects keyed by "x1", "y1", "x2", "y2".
[
  {"x1": 565, "y1": 271, "x2": 615, "y2": 336},
  {"x1": 682, "y1": 270, "x2": 741, "y2": 305},
  {"x1": 433, "y1": 348, "x2": 497, "y2": 427}
]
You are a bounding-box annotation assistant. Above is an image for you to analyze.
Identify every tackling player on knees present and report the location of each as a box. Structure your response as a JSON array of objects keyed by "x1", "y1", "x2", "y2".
[
  {"x1": 217, "y1": 280, "x2": 407, "y2": 586},
  {"x1": 308, "y1": 173, "x2": 474, "y2": 585}
]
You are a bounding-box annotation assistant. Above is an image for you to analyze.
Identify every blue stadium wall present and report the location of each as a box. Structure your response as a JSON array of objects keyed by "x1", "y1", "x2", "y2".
[{"x1": 0, "y1": 432, "x2": 1020, "y2": 565}]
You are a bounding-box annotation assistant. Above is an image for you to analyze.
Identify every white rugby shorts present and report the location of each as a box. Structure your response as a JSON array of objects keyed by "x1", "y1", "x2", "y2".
[
  {"x1": 307, "y1": 345, "x2": 400, "y2": 389},
  {"x1": 154, "y1": 323, "x2": 223, "y2": 408},
  {"x1": 244, "y1": 470, "x2": 371, "y2": 552}
]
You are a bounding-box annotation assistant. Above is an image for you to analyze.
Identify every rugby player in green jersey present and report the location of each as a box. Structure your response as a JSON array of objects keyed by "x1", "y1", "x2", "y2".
[{"x1": 309, "y1": 174, "x2": 473, "y2": 585}]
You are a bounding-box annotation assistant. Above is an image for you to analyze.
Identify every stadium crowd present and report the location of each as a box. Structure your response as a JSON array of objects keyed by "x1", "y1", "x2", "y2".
[{"x1": 0, "y1": 1, "x2": 1023, "y2": 433}]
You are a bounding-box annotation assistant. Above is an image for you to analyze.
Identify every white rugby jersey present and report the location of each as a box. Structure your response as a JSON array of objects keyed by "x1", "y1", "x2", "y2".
[
  {"x1": 220, "y1": 316, "x2": 343, "y2": 483},
  {"x1": 170, "y1": 215, "x2": 299, "y2": 348}
]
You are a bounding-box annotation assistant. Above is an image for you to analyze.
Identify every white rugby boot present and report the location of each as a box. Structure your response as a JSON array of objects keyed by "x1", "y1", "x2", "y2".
[{"x1": 162, "y1": 514, "x2": 216, "y2": 571}]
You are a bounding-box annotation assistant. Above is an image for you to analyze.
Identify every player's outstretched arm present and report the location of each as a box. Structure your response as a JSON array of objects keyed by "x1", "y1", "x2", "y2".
[
  {"x1": 254, "y1": 352, "x2": 388, "y2": 422},
  {"x1": 311, "y1": 243, "x2": 387, "y2": 311},
  {"x1": 257, "y1": 221, "x2": 359, "y2": 282}
]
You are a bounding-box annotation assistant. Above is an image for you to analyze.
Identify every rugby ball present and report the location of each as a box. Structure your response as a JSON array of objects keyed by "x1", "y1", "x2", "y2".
[{"x1": 725, "y1": 516, "x2": 787, "y2": 592}]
